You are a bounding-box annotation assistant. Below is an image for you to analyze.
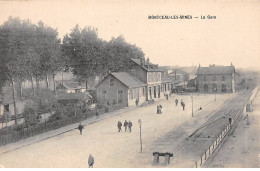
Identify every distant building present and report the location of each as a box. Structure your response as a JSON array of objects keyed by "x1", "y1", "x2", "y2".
[
  {"x1": 0, "y1": 88, "x2": 25, "y2": 116},
  {"x1": 56, "y1": 92, "x2": 93, "y2": 106},
  {"x1": 169, "y1": 69, "x2": 189, "y2": 82},
  {"x1": 95, "y1": 58, "x2": 172, "y2": 108},
  {"x1": 56, "y1": 80, "x2": 87, "y2": 94},
  {"x1": 195, "y1": 64, "x2": 235, "y2": 93}
]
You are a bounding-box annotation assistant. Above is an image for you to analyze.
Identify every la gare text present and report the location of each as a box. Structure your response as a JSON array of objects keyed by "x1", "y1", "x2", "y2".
[{"x1": 147, "y1": 15, "x2": 217, "y2": 20}]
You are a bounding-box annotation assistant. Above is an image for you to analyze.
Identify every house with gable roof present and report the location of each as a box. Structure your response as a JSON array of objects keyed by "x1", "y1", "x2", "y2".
[{"x1": 95, "y1": 58, "x2": 172, "y2": 108}]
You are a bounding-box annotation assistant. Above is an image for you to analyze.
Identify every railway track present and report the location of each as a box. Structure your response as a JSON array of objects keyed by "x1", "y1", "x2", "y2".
[{"x1": 175, "y1": 90, "x2": 252, "y2": 158}]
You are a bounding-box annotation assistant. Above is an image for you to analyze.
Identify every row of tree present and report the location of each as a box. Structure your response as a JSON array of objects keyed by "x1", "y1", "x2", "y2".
[{"x1": 0, "y1": 17, "x2": 145, "y2": 125}]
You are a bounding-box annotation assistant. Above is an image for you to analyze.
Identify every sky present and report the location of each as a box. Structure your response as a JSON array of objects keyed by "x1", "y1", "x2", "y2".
[{"x1": 0, "y1": 0, "x2": 260, "y2": 69}]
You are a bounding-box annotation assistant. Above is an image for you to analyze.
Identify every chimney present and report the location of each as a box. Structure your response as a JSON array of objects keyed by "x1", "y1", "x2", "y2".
[{"x1": 140, "y1": 58, "x2": 145, "y2": 66}]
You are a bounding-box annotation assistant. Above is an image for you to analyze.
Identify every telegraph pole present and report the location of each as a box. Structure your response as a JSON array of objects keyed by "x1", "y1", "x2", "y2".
[{"x1": 191, "y1": 94, "x2": 194, "y2": 117}]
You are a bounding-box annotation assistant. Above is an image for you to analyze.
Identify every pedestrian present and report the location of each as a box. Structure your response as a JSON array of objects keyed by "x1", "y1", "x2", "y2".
[
  {"x1": 181, "y1": 101, "x2": 185, "y2": 110},
  {"x1": 128, "y1": 121, "x2": 132, "y2": 132},
  {"x1": 77, "y1": 123, "x2": 84, "y2": 135},
  {"x1": 157, "y1": 105, "x2": 159, "y2": 114},
  {"x1": 88, "y1": 154, "x2": 94, "y2": 168},
  {"x1": 175, "y1": 99, "x2": 178, "y2": 106},
  {"x1": 159, "y1": 105, "x2": 162, "y2": 114},
  {"x1": 124, "y1": 120, "x2": 128, "y2": 132},
  {"x1": 166, "y1": 94, "x2": 169, "y2": 100},
  {"x1": 229, "y1": 117, "x2": 232, "y2": 127},
  {"x1": 117, "y1": 121, "x2": 122, "y2": 132},
  {"x1": 244, "y1": 114, "x2": 250, "y2": 125},
  {"x1": 95, "y1": 108, "x2": 100, "y2": 119},
  {"x1": 135, "y1": 99, "x2": 139, "y2": 106}
]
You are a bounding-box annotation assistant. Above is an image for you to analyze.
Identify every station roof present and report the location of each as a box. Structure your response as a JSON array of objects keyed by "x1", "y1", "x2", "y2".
[
  {"x1": 196, "y1": 65, "x2": 235, "y2": 75},
  {"x1": 111, "y1": 72, "x2": 146, "y2": 88}
]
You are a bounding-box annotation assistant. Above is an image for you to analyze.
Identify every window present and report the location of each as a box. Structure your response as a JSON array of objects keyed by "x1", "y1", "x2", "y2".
[
  {"x1": 75, "y1": 89, "x2": 80, "y2": 93},
  {"x1": 129, "y1": 90, "x2": 133, "y2": 100},
  {"x1": 101, "y1": 91, "x2": 107, "y2": 101},
  {"x1": 168, "y1": 83, "x2": 170, "y2": 90},
  {"x1": 222, "y1": 76, "x2": 226, "y2": 81},
  {"x1": 118, "y1": 90, "x2": 123, "y2": 103},
  {"x1": 148, "y1": 73, "x2": 152, "y2": 82},
  {"x1": 165, "y1": 84, "x2": 167, "y2": 91},
  {"x1": 212, "y1": 75, "x2": 216, "y2": 81},
  {"x1": 110, "y1": 79, "x2": 114, "y2": 86},
  {"x1": 4, "y1": 105, "x2": 9, "y2": 112},
  {"x1": 158, "y1": 73, "x2": 161, "y2": 81},
  {"x1": 142, "y1": 87, "x2": 145, "y2": 96},
  {"x1": 203, "y1": 76, "x2": 206, "y2": 81}
]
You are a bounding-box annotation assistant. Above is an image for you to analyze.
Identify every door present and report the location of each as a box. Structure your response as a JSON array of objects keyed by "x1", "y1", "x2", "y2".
[
  {"x1": 149, "y1": 87, "x2": 152, "y2": 99},
  {"x1": 118, "y1": 90, "x2": 123, "y2": 103},
  {"x1": 222, "y1": 84, "x2": 226, "y2": 93},
  {"x1": 154, "y1": 86, "x2": 156, "y2": 98},
  {"x1": 213, "y1": 84, "x2": 217, "y2": 93},
  {"x1": 158, "y1": 85, "x2": 161, "y2": 98},
  {"x1": 204, "y1": 84, "x2": 208, "y2": 92}
]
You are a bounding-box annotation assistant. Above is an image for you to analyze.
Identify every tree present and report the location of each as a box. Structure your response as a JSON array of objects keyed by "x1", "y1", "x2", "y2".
[
  {"x1": 23, "y1": 100, "x2": 39, "y2": 127},
  {"x1": 62, "y1": 26, "x2": 145, "y2": 88},
  {"x1": 102, "y1": 35, "x2": 145, "y2": 74},
  {"x1": 34, "y1": 21, "x2": 62, "y2": 90},
  {"x1": 62, "y1": 25, "x2": 105, "y2": 89},
  {"x1": 0, "y1": 17, "x2": 37, "y2": 124}
]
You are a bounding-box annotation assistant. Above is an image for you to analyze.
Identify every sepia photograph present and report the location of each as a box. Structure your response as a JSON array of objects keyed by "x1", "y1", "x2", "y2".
[{"x1": 0, "y1": 0, "x2": 260, "y2": 168}]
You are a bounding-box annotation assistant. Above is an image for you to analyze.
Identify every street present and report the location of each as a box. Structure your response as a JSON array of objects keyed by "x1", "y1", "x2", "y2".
[{"x1": 0, "y1": 93, "x2": 235, "y2": 167}]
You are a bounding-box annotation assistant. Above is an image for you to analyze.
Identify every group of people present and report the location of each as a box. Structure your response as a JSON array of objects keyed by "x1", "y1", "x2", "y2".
[
  {"x1": 175, "y1": 99, "x2": 185, "y2": 110},
  {"x1": 117, "y1": 120, "x2": 133, "y2": 132}
]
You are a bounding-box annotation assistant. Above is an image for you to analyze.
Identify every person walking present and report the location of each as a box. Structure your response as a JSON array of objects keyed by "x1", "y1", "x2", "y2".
[
  {"x1": 77, "y1": 123, "x2": 84, "y2": 135},
  {"x1": 117, "y1": 121, "x2": 122, "y2": 132},
  {"x1": 135, "y1": 99, "x2": 139, "y2": 106},
  {"x1": 244, "y1": 114, "x2": 250, "y2": 125},
  {"x1": 128, "y1": 121, "x2": 133, "y2": 132},
  {"x1": 159, "y1": 105, "x2": 162, "y2": 114},
  {"x1": 95, "y1": 108, "x2": 100, "y2": 119},
  {"x1": 181, "y1": 101, "x2": 185, "y2": 110},
  {"x1": 229, "y1": 116, "x2": 232, "y2": 127},
  {"x1": 124, "y1": 120, "x2": 128, "y2": 132},
  {"x1": 88, "y1": 154, "x2": 94, "y2": 168},
  {"x1": 175, "y1": 99, "x2": 178, "y2": 106}
]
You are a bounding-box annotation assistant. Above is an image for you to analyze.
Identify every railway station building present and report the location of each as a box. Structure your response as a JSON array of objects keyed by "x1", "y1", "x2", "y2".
[{"x1": 195, "y1": 64, "x2": 236, "y2": 93}]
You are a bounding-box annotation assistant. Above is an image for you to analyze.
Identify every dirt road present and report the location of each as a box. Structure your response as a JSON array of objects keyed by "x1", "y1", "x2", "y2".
[{"x1": 0, "y1": 93, "x2": 232, "y2": 168}]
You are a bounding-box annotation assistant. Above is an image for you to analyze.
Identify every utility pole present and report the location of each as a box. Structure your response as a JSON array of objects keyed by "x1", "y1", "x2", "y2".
[
  {"x1": 191, "y1": 94, "x2": 194, "y2": 117},
  {"x1": 138, "y1": 119, "x2": 142, "y2": 153}
]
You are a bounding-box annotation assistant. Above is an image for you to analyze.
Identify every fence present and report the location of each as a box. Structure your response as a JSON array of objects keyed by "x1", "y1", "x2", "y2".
[
  {"x1": 0, "y1": 110, "x2": 100, "y2": 146},
  {"x1": 195, "y1": 86, "x2": 259, "y2": 168}
]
